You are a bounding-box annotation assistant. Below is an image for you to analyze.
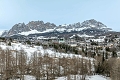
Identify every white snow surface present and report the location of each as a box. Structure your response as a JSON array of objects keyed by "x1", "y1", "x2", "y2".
[
  {"x1": 9, "y1": 75, "x2": 109, "y2": 80},
  {"x1": 70, "y1": 34, "x2": 94, "y2": 38},
  {"x1": 9, "y1": 75, "x2": 110, "y2": 80},
  {"x1": 19, "y1": 30, "x2": 39, "y2": 36},
  {"x1": 86, "y1": 75, "x2": 108, "y2": 80},
  {"x1": 56, "y1": 28, "x2": 66, "y2": 32},
  {"x1": 77, "y1": 34, "x2": 94, "y2": 37},
  {"x1": 55, "y1": 75, "x2": 108, "y2": 80},
  {"x1": 24, "y1": 75, "x2": 36, "y2": 80},
  {"x1": 0, "y1": 30, "x2": 4, "y2": 36},
  {"x1": 19, "y1": 29, "x2": 54, "y2": 36},
  {"x1": 90, "y1": 39, "x2": 104, "y2": 42}
]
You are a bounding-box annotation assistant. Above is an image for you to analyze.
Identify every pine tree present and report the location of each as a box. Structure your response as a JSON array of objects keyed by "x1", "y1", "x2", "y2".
[
  {"x1": 112, "y1": 51, "x2": 117, "y2": 57},
  {"x1": 105, "y1": 52, "x2": 108, "y2": 59},
  {"x1": 26, "y1": 40, "x2": 31, "y2": 45},
  {"x1": 82, "y1": 46, "x2": 84, "y2": 53},
  {"x1": 102, "y1": 52, "x2": 105, "y2": 63},
  {"x1": 8, "y1": 42, "x2": 11, "y2": 46}
]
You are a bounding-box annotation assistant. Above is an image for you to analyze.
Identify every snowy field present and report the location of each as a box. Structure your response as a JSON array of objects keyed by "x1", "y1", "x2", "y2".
[
  {"x1": 0, "y1": 42, "x2": 93, "y2": 60},
  {"x1": 10, "y1": 75, "x2": 108, "y2": 80},
  {"x1": 56, "y1": 75, "x2": 109, "y2": 80}
]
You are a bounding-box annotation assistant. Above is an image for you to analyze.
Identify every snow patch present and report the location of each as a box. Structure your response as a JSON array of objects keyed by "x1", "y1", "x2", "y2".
[
  {"x1": 55, "y1": 75, "x2": 108, "y2": 80},
  {"x1": 56, "y1": 28, "x2": 66, "y2": 32},
  {"x1": 70, "y1": 35, "x2": 75, "y2": 38},
  {"x1": 19, "y1": 30, "x2": 39, "y2": 36},
  {"x1": 90, "y1": 39, "x2": 104, "y2": 42},
  {"x1": 77, "y1": 34, "x2": 94, "y2": 37},
  {"x1": 86, "y1": 75, "x2": 107, "y2": 80},
  {"x1": 19, "y1": 29, "x2": 54, "y2": 36}
]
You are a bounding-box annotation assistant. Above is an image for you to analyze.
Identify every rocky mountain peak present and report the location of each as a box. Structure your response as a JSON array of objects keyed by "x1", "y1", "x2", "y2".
[
  {"x1": 26, "y1": 21, "x2": 56, "y2": 31},
  {"x1": 7, "y1": 23, "x2": 30, "y2": 36},
  {"x1": 81, "y1": 19, "x2": 107, "y2": 28}
]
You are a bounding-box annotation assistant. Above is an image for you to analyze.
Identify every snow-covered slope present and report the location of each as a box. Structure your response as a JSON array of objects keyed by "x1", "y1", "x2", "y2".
[
  {"x1": 55, "y1": 75, "x2": 108, "y2": 80},
  {"x1": 0, "y1": 42, "x2": 92, "y2": 59},
  {"x1": 9, "y1": 75, "x2": 109, "y2": 80},
  {"x1": 19, "y1": 29, "x2": 55, "y2": 36}
]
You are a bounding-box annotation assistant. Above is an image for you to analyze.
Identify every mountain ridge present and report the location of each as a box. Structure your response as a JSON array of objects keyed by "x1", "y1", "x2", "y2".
[{"x1": 1, "y1": 19, "x2": 112, "y2": 37}]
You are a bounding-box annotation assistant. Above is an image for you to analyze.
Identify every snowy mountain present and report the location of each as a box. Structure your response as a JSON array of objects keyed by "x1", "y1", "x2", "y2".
[
  {"x1": 0, "y1": 30, "x2": 3, "y2": 36},
  {"x1": 1, "y1": 19, "x2": 112, "y2": 37},
  {"x1": 0, "y1": 30, "x2": 8, "y2": 37}
]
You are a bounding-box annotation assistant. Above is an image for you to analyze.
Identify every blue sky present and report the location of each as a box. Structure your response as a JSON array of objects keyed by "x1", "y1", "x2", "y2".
[{"x1": 0, "y1": 0, "x2": 120, "y2": 31}]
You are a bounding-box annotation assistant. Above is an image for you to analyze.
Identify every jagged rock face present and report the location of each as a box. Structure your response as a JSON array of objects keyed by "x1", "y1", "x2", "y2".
[
  {"x1": 5, "y1": 21, "x2": 57, "y2": 36},
  {"x1": 27, "y1": 21, "x2": 56, "y2": 31},
  {"x1": 2, "y1": 19, "x2": 112, "y2": 37},
  {"x1": 8, "y1": 23, "x2": 30, "y2": 36},
  {"x1": 81, "y1": 19, "x2": 110, "y2": 30},
  {"x1": 55, "y1": 19, "x2": 111, "y2": 33}
]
